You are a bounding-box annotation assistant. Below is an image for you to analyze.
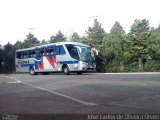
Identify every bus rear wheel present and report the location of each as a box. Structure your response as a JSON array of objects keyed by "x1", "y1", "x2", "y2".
[
  {"x1": 43, "y1": 72, "x2": 49, "y2": 75},
  {"x1": 30, "y1": 67, "x2": 36, "y2": 75},
  {"x1": 63, "y1": 66, "x2": 70, "y2": 75}
]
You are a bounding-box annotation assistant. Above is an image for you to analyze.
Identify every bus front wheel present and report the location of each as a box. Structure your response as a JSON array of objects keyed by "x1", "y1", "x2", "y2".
[
  {"x1": 63, "y1": 66, "x2": 70, "y2": 75},
  {"x1": 30, "y1": 67, "x2": 36, "y2": 75},
  {"x1": 77, "y1": 72, "x2": 82, "y2": 75}
]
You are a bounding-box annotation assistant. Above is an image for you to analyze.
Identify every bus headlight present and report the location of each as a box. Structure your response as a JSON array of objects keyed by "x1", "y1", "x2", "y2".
[
  {"x1": 74, "y1": 64, "x2": 78, "y2": 69},
  {"x1": 82, "y1": 63, "x2": 87, "y2": 67}
]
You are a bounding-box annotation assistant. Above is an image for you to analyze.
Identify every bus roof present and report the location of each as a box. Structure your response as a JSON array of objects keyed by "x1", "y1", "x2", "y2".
[
  {"x1": 16, "y1": 46, "x2": 36, "y2": 52},
  {"x1": 16, "y1": 42, "x2": 90, "y2": 52}
]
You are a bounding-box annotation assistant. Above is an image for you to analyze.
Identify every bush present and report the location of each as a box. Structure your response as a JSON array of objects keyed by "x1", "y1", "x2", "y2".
[
  {"x1": 145, "y1": 60, "x2": 160, "y2": 72},
  {"x1": 123, "y1": 62, "x2": 139, "y2": 72}
]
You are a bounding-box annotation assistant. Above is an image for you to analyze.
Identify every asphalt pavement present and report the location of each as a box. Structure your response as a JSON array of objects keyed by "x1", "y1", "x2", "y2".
[{"x1": 0, "y1": 73, "x2": 160, "y2": 119}]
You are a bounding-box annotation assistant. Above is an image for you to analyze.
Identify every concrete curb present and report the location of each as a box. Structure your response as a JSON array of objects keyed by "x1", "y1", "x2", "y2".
[{"x1": 94, "y1": 72, "x2": 160, "y2": 74}]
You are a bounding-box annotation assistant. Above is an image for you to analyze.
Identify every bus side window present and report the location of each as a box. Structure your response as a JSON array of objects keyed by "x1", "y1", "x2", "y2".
[
  {"x1": 24, "y1": 51, "x2": 29, "y2": 58},
  {"x1": 46, "y1": 49, "x2": 50, "y2": 56},
  {"x1": 40, "y1": 49, "x2": 45, "y2": 56},
  {"x1": 46, "y1": 47, "x2": 55, "y2": 56},
  {"x1": 16, "y1": 52, "x2": 21, "y2": 59},
  {"x1": 29, "y1": 50, "x2": 35, "y2": 58},
  {"x1": 36, "y1": 50, "x2": 40, "y2": 57},
  {"x1": 50, "y1": 48, "x2": 55, "y2": 55},
  {"x1": 56, "y1": 46, "x2": 65, "y2": 55},
  {"x1": 56, "y1": 46, "x2": 59, "y2": 55},
  {"x1": 29, "y1": 51, "x2": 32, "y2": 58},
  {"x1": 21, "y1": 52, "x2": 24, "y2": 59},
  {"x1": 59, "y1": 46, "x2": 65, "y2": 55},
  {"x1": 32, "y1": 51, "x2": 36, "y2": 57}
]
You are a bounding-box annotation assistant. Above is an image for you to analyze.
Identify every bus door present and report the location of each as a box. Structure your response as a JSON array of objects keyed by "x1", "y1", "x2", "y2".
[
  {"x1": 35, "y1": 47, "x2": 45, "y2": 70},
  {"x1": 43, "y1": 46, "x2": 56, "y2": 70}
]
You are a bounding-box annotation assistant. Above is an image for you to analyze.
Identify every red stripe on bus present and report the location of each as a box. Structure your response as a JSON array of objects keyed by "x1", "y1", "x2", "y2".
[
  {"x1": 46, "y1": 56, "x2": 55, "y2": 68},
  {"x1": 37, "y1": 57, "x2": 44, "y2": 69}
]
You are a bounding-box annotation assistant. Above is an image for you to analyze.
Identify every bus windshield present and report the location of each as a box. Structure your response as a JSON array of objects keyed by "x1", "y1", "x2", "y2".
[
  {"x1": 66, "y1": 44, "x2": 95, "y2": 62},
  {"x1": 80, "y1": 47, "x2": 95, "y2": 62}
]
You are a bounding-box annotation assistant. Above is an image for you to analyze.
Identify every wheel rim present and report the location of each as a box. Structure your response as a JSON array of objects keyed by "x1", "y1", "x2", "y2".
[
  {"x1": 30, "y1": 68, "x2": 34, "y2": 74},
  {"x1": 64, "y1": 67, "x2": 68, "y2": 74}
]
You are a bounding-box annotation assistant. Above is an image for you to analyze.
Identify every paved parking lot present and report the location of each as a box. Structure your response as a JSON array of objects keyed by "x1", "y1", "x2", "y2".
[{"x1": 0, "y1": 73, "x2": 160, "y2": 119}]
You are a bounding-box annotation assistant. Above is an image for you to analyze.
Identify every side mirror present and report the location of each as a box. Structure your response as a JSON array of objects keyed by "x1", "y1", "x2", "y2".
[
  {"x1": 75, "y1": 46, "x2": 82, "y2": 53},
  {"x1": 91, "y1": 48, "x2": 98, "y2": 56}
]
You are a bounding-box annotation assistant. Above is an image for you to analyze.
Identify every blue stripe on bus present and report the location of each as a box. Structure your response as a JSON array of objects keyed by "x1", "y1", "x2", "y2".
[
  {"x1": 16, "y1": 64, "x2": 34, "y2": 67},
  {"x1": 16, "y1": 60, "x2": 79, "y2": 67},
  {"x1": 59, "y1": 60, "x2": 79, "y2": 64}
]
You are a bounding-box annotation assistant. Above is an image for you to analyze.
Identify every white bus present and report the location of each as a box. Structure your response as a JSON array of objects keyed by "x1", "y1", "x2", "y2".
[{"x1": 15, "y1": 42, "x2": 96, "y2": 75}]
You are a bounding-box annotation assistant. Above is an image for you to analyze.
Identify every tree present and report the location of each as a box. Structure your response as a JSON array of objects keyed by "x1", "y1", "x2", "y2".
[
  {"x1": 49, "y1": 31, "x2": 66, "y2": 43},
  {"x1": 49, "y1": 35, "x2": 56, "y2": 43},
  {"x1": 82, "y1": 19, "x2": 105, "y2": 71},
  {"x1": 0, "y1": 45, "x2": 5, "y2": 73},
  {"x1": 13, "y1": 41, "x2": 24, "y2": 50},
  {"x1": 40, "y1": 39, "x2": 48, "y2": 45},
  {"x1": 86, "y1": 19, "x2": 105, "y2": 48},
  {"x1": 128, "y1": 19, "x2": 151, "y2": 72},
  {"x1": 3, "y1": 42, "x2": 15, "y2": 73},
  {"x1": 70, "y1": 32, "x2": 80, "y2": 42},
  {"x1": 4, "y1": 42, "x2": 12, "y2": 53},
  {"x1": 103, "y1": 21, "x2": 126, "y2": 72},
  {"x1": 110, "y1": 21, "x2": 125, "y2": 35},
  {"x1": 23, "y1": 33, "x2": 40, "y2": 48},
  {"x1": 149, "y1": 26, "x2": 160, "y2": 60}
]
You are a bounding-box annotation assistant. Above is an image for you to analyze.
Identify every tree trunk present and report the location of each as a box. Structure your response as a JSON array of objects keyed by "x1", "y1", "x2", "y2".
[
  {"x1": 120, "y1": 62, "x2": 124, "y2": 72},
  {"x1": 139, "y1": 57, "x2": 144, "y2": 72}
]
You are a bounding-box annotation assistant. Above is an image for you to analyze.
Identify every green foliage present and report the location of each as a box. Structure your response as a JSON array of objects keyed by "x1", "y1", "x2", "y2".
[
  {"x1": 13, "y1": 41, "x2": 24, "y2": 50},
  {"x1": 1, "y1": 18, "x2": 160, "y2": 73},
  {"x1": 3, "y1": 42, "x2": 15, "y2": 73},
  {"x1": 40, "y1": 39, "x2": 48, "y2": 45},
  {"x1": 79, "y1": 36, "x2": 89, "y2": 44},
  {"x1": 149, "y1": 26, "x2": 160, "y2": 59},
  {"x1": 127, "y1": 19, "x2": 152, "y2": 71},
  {"x1": 123, "y1": 62, "x2": 139, "y2": 72},
  {"x1": 145, "y1": 60, "x2": 160, "y2": 72},
  {"x1": 70, "y1": 32, "x2": 80, "y2": 42},
  {"x1": 81, "y1": 19, "x2": 106, "y2": 72},
  {"x1": 49, "y1": 31, "x2": 66, "y2": 43},
  {"x1": 0, "y1": 45, "x2": 5, "y2": 72},
  {"x1": 23, "y1": 33, "x2": 40, "y2": 48},
  {"x1": 102, "y1": 21, "x2": 126, "y2": 72},
  {"x1": 128, "y1": 19, "x2": 151, "y2": 58},
  {"x1": 86, "y1": 19, "x2": 105, "y2": 48},
  {"x1": 4, "y1": 42, "x2": 13, "y2": 54},
  {"x1": 0, "y1": 33, "x2": 40, "y2": 73}
]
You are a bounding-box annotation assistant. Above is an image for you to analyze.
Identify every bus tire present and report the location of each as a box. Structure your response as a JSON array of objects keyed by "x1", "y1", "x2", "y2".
[
  {"x1": 63, "y1": 66, "x2": 70, "y2": 75},
  {"x1": 29, "y1": 67, "x2": 36, "y2": 75},
  {"x1": 43, "y1": 72, "x2": 49, "y2": 75},
  {"x1": 77, "y1": 71, "x2": 82, "y2": 75}
]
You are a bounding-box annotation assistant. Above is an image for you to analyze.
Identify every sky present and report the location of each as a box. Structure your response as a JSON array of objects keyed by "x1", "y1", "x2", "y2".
[{"x1": 0, "y1": 0, "x2": 160, "y2": 45}]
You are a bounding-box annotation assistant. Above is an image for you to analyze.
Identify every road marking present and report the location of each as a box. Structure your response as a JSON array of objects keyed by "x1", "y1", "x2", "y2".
[
  {"x1": 6, "y1": 80, "x2": 22, "y2": 84},
  {"x1": 4, "y1": 75, "x2": 97, "y2": 106},
  {"x1": 4, "y1": 76, "x2": 22, "y2": 84}
]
